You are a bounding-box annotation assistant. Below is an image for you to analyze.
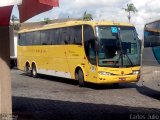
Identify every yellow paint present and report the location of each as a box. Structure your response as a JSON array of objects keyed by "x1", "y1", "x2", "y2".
[{"x1": 96, "y1": 66, "x2": 140, "y2": 84}]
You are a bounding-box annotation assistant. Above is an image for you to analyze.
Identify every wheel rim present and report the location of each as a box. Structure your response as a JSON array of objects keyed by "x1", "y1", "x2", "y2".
[
  {"x1": 33, "y1": 68, "x2": 36, "y2": 76},
  {"x1": 32, "y1": 65, "x2": 37, "y2": 77}
]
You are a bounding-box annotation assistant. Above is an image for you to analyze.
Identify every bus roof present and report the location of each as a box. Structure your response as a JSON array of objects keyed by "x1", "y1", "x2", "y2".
[
  {"x1": 18, "y1": 20, "x2": 134, "y2": 33},
  {"x1": 145, "y1": 19, "x2": 160, "y2": 26}
]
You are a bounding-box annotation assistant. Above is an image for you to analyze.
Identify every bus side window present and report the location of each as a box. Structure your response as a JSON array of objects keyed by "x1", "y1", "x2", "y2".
[
  {"x1": 49, "y1": 29, "x2": 57, "y2": 45},
  {"x1": 69, "y1": 26, "x2": 82, "y2": 45},
  {"x1": 144, "y1": 21, "x2": 160, "y2": 47},
  {"x1": 18, "y1": 33, "x2": 26, "y2": 46},
  {"x1": 40, "y1": 30, "x2": 50, "y2": 45},
  {"x1": 144, "y1": 30, "x2": 151, "y2": 47},
  {"x1": 32, "y1": 31, "x2": 41, "y2": 45},
  {"x1": 69, "y1": 27, "x2": 75, "y2": 44},
  {"x1": 58, "y1": 28, "x2": 65, "y2": 45},
  {"x1": 25, "y1": 32, "x2": 33, "y2": 46},
  {"x1": 84, "y1": 25, "x2": 96, "y2": 65},
  {"x1": 55, "y1": 29, "x2": 60, "y2": 45},
  {"x1": 62, "y1": 28, "x2": 70, "y2": 45},
  {"x1": 74, "y1": 26, "x2": 82, "y2": 45}
]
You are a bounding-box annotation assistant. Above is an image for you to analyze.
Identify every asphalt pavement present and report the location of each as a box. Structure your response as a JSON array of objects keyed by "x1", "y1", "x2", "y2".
[{"x1": 11, "y1": 70, "x2": 160, "y2": 120}]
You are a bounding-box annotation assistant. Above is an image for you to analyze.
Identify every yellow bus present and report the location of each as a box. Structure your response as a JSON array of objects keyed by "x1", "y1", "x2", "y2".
[{"x1": 18, "y1": 21, "x2": 141, "y2": 87}]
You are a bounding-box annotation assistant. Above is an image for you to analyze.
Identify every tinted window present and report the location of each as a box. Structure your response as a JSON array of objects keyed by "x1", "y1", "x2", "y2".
[
  {"x1": 40, "y1": 30, "x2": 50, "y2": 45},
  {"x1": 49, "y1": 29, "x2": 59, "y2": 45},
  {"x1": 146, "y1": 21, "x2": 160, "y2": 30},
  {"x1": 84, "y1": 25, "x2": 96, "y2": 65},
  {"x1": 18, "y1": 33, "x2": 26, "y2": 46},
  {"x1": 69, "y1": 27, "x2": 76, "y2": 44},
  {"x1": 67, "y1": 26, "x2": 82, "y2": 45},
  {"x1": 144, "y1": 21, "x2": 160, "y2": 47},
  {"x1": 25, "y1": 32, "x2": 33, "y2": 45},
  {"x1": 84, "y1": 25, "x2": 95, "y2": 42},
  {"x1": 32, "y1": 31, "x2": 41, "y2": 45},
  {"x1": 59, "y1": 28, "x2": 68, "y2": 44},
  {"x1": 74, "y1": 26, "x2": 82, "y2": 45},
  {"x1": 54, "y1": 29, "x2": 60, "y2": 44},
  {"x1": 18, "y1": 26, "x2": 82, "y2": 46}
]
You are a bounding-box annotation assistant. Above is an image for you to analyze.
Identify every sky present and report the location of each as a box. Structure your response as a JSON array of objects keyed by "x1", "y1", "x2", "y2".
[{"x1": 12, "y1": 0, "x2": 160, "y2": 39}]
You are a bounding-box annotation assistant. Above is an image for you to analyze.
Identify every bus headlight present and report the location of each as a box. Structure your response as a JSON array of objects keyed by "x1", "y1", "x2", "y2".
[
  {"x1": 132, "y1": 70, "x2": 140, "y2": 75},
  {"x1": 98, "y1": 71, "x2": 111, "y2": 76}
]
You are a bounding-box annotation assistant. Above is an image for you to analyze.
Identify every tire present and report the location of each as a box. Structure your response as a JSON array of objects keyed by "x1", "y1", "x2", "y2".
[
  {"x1": 10, "y1": 60, "x2": 14, "y2": 69},
  {"x1": 77, "y1": 69, "x2": 85, "y2": 87},
  {"x1": 113, "y1": 83, "x2": 119, "y2": 88},
  {"x1": 32, "y1": 64, "x2": 38, "y2": 78},
  {"x1": 25, "y1": 64, "x2": 31, "y2": 76}
]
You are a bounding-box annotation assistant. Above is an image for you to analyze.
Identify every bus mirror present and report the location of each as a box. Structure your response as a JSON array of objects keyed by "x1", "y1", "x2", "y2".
[{"x1": 89, "y1": 37, "x2": 99, "y2": 51}]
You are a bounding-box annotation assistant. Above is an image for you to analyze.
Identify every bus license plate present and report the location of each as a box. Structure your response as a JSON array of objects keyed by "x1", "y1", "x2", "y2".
[{"x1": 119, "y1": 78, "x2": 126, "y2": 81}]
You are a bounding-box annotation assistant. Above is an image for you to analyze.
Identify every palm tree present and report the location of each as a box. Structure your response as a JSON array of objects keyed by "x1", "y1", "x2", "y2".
[
  {"x1": 83, "y1": 11, "x2": 93, "y2": 21},
  {"x1": 123, "y1": 3, "x2": 138, "y2": 23},
  {"x1": 11, "y1": 15, "x2": 18, "y2": 25},
  {"x1": 43, "y1": 17, "x2": 51, "y2": 24},
  {"x1": 11, "y1": 15, "x2": 20, "y2": 30}
]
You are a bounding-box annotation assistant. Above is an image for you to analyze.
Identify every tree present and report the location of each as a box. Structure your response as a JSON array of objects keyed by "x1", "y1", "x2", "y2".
[
  {"x1": 83, "y1": 11, "x2": 93, "y2": 21},
  {"x1": 43, "y1": 17, "x2": 51, "y2": 24},
  {"x1": 11, "y1": 15, "x2": 20, "y2": 30},
  {"x1": 11, "y1": 15, "x2": 19, "y2": 24},
  {"x1": 123, "y1": 3, "x2": 138, "y2": 23}
]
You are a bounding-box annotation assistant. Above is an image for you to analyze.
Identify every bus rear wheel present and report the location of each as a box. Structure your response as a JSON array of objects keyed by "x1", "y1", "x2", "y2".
[
  {"x1": 32, "y1": 64, "x2": 38, "y2": 78},
  {"x1": 76, "y1": 69, "x2": 85, "y2": 87},
  {"x1": 25, "y1": 64, "x2": 31, "y2": 76}
]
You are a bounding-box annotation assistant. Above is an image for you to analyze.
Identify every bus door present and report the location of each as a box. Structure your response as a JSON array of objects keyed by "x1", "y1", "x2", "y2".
[{"x1": 84, "y1": 25, "x2": 98, "y2": 83}]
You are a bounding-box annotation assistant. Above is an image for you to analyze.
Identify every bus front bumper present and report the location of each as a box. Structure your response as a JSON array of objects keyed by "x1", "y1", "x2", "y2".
[{"x1": 96, "y1": 74, "x2": 140, "y2": 84}]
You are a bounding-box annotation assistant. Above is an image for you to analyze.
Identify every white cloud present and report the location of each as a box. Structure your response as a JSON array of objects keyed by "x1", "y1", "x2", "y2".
[
  {"x1": 131, "y1": 0, "x2": 160, "y2": 38},
  {"x1": 71, "y1": 0, "x2": 128, "y2": 9},
  {"x1": 19, "y1": 0, "x2": 160, "y2": 39},
  {"x1": 57, "y1": 0, "x2": 129, "y2": 21}
]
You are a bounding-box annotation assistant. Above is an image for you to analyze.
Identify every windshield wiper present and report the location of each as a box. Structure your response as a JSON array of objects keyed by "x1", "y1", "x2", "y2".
[
  {"x1": 113, "y1": 51, "x2": 122, "y2": 67},
  {"x1": 116, "y1": 28, "x2": 134, "y2": 67},
  {"x1": 113, "y1": 50, "x2": 134, "y2": 67},
  {"x1": 123, "y1": 51, "x2": 134, "y2": 67}
]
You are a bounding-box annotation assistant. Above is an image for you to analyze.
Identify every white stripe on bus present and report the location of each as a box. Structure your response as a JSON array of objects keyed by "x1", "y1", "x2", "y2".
[{"x1": 37, "y1": 69, "x2": 72, "y2": 79}]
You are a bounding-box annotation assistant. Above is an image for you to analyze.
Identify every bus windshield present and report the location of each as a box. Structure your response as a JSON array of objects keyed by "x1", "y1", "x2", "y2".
[{"x1": 96, "y1": 26, "x2": 140, "y2": 67}]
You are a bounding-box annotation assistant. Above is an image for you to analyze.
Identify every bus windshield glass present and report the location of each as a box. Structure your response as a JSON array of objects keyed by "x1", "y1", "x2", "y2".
[{"x1": 96, "y1": 26, "x2": 140, "y2": 67}]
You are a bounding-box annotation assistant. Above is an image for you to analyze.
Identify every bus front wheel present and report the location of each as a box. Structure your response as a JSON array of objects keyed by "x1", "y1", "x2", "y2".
[{"x1": 76, "y1": 69, "x2": 85, "y2": 87}]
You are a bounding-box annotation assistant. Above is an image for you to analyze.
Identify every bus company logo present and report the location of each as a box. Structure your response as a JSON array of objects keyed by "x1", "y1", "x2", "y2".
[{"x1": 121, "y1": 71, "x2": 124, "y2": 75}]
